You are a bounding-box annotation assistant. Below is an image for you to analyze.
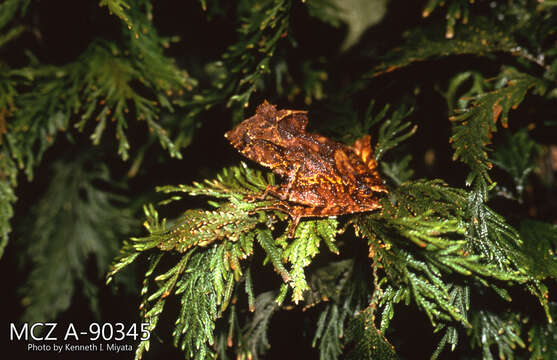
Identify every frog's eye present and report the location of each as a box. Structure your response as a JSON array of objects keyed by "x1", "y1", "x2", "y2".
[
  {"x1": 357, "y1": 184, "x2": 371, "y2": 194},
  {"x1": 278, "y1": 113, "x2": 308, "y2": 133},
  {"x1": 241, "y1": 131, "x2": 252, "y2": 144}
]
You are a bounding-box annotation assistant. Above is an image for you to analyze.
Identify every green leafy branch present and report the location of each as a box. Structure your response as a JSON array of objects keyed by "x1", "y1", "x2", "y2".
[
  {"x1": 348, "y1": 178, "x2": 550, "y2": 358},
  {"x1": 370, "y1": 105, "x2": 417, "y2": 162},
  {"x1": 108, "y1": 164, "x2": 343, "y2": 359},
  {"x1": 450, "y1": 67, "x2": 547, "y2": 188},
  {"x1": 357, "y1": 212, "x2": 500, "y2": 328},
  {"x1": 519, "y1": 220, "x2": 557, "y2": 279},
  {"x1": 112, "y1": 215, "x2": 251, "y2": 360},
  {"x1": 106, "y1": 95, "x2": 553, "y2": 360},
  {"x1": 0, "y1": 61, "x2": 36, "y2": 257},
  {"x1": 309, "y1": 259, "x2": 370, "y2": 360},
  {"x1": 422, "y1": 0, "x2": 474, "y2": 39},
  {"x1": 0, "y1": 147, "x2": 16, "y2": 257},
  {"x1": 99, "y1": 0, "x2": 133, "y2": 32},
  {"x1": 325, "y1": 100, "x2": 416, "y2": 155},
  {"x1": 19, "y1": 152, "x2": 135, "y2": 323},
  {"x1": 279, "y1": 219, "x2": 339, "y2": 303},
  {"x1": 468, "y1": 310, "x2": 525, "y2": 360},
  {"x1": 443, "y1": 65, "x2": 554, "y2": 327},
  {"x1": 430, "y1": 286, "x2": 469, "y2": 358},
  {"x1": 107, "y1": 165, "x2": 272, "y2": 275},
  {"x1": 74, "y1": 42, "x2": 188, "y2": 160},
  {"x1": 106, "y1": 157, "x2": 555, "y2": 359},
  {"x1": 344, "y1": 307, "x2": 398, "y2": 360},
  {"x1": 234, "y1": 291, "x2": 279, "y2": 360},
  {"x1": 447, "y1": 68, "x2": 554, "y2": 326},
  {"x1": 369, "y1": 17, "x2": 519, "y2": 78},
  {"x1": 157, "y1": 163, "x2": 274, "y2": 202},
  {"x1": 528, "y1": 303, "x2": 557, "y2": 360},
  {"x1": 5, "y1": 41, "x2": 192, "y2": 185},
  {"x1": 313, "y1": 302, "x2": 347, "y2": 360},
  {"x1": 225, "y1": 0, "x2": 290, "y2": 109},
  {"x1": 177, "y1": 0, "x2": 291, "y2": 125},
  {"x1": 3, "y1": 4, "x2": 194, "y2": 189},
  {"x1": 0, "y1": 0, "x2": 30, "y2": 32},
  {"x1": 492, "y1": 129, "x2": 539, "y2": 200}
]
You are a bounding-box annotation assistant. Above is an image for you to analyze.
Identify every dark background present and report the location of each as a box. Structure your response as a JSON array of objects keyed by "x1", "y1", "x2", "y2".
[{"x1": 1, "y1": 0, "x2": 555, "y2": 359}]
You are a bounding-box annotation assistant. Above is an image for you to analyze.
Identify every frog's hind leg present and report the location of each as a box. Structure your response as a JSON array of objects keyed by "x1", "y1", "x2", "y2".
[
  {"x1": 250, "y1": 203, "x2": 344, "y2": 238},
  {"x1": 285, "y1": 214, "x2": 303, "y2": 238},
  {"x1": 284, "y1": 205, "x2": 332, "y2": 238},
  {"x1": 250, "y1": 201, "x2": 289, "y2": 215},
  {"x1": 245, "y1": 184, "x2": 284, "y2": 202},
  {"x1": 249, "y1": 202, "x2": 309, "y2": 238}
]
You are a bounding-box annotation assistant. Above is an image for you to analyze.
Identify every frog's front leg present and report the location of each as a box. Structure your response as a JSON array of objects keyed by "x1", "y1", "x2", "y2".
[
  {"x1": 245, "y1": 183, "x2": 290, "y2": 203},
  {"x1": 281, "y1": 162, "x2": 302, "y2": 200},
  {"x1": 247, "y1": 162, "x2": 302, "y2": 202},
  {"x1": 248, "y1": 202, "x2": 304, "y2": 238},
  {"x1": 245, "y1": 184, "x2": 279, "y2": 202}
]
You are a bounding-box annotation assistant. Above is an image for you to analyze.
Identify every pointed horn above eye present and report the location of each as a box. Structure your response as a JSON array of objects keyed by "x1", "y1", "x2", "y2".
[{"x1": 256, "y1": 100, "x2": 276, "y2": 113}]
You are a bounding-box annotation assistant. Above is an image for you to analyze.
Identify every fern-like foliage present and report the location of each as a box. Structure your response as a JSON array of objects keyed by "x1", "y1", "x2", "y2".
[
  {"x1": 119, "y1": 229, "x2": 240, "y2": 360},
  {"x1": 107, "y1": 131, "x2": 555, "y2": 360},
  {"x1": 279, "y1": 219, "x2": 339, "y2": 303},
  {"x1": 108, "y1": 165, "x2": 273, "y2": 278},
  {"x1": 312, "y1": 303, "x2": 346, "y2": 360},
  {"x1": 492, "y1": 129, "x2": 539, "y2": 199},
  {"x1": 99, "y1": 0, "x2": 133, "y2": 32},
  {"x1": 519, "y1": 219, "x2": 557, "y2": 279},
  {"x1": 446, "y1": 69, "x2": 552, "y2": 321},
  {"x1": 3, "y1": 3, "x2": 194, "y2": 186},
  {"x1": 344, "y1": 307, "x2": 398, "y2": 360},
  {"x1": 468, "y1": 310, "x2": 525, "y2": 360},
  {"x1": 0, "y1": 148, "x2": 16, "y2": 258},
  {"x1": 235, "y1": 291, "x2": 279, "y2": 360},
  {"x1": 0, "y1": 190, "x2": 14, "y2": 257},
  {"x1": 369, "y1": 17, "x2": 519, "y2": 78},
  {"x1": 0, "y1": 3, "x2": 34, "y2": 258},
  {"x1": 19, "y1": 152, "x2": 135, "y2": 323},
  {"x1": 351, "y1": 178, "x2": 553, "y2": 358},
  {"x1": 422, "y1": 0, "x2": 474, "y2": 39},
  {"x1": 0, "y1": 0, "x2": 30, "y2": 32},
  {"x1": 108, "y1": 163, "x2": 343, "y2": 359},
  {"x1": 357, "y1": 208, "x2": 519, "y2": 329},
  {"x1": 440, "y1": 66, "x2": 553, "y2": 326},
  {"x1": 325, "y1": 100, "x2": 416, "y2": 154},
  {"x1": 225, "y1": 0, "x2": 290, "y2": 109},
  {"x1": 528, "y1": 303, "x2": 557, "y2": 360},
  {"x1": 181, "y1": 0, "x2": 291, "y2": 123},
  {"x1": 450, "y1": 67, "x2": 547, "y2": 187},
  {"x1": 430, "y1": 286, "x2": 469, "y2": 359},
  {"x1": 309, "y1": 259, "x2": 369, "y2": 360}
]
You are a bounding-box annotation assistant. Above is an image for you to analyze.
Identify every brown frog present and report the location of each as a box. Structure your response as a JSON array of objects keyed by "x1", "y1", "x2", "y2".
[{"x1": 225, "y1": 101, "x2": 387, "y2": 237}]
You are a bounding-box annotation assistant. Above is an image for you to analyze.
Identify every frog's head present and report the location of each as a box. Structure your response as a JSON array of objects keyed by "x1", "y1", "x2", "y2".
[
  {"x1": 224, "y1": 101, "x2": 281, "y2": 152},
  {"x1": 225, "y1": 101, "x2": 309, "y2": 150}
]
